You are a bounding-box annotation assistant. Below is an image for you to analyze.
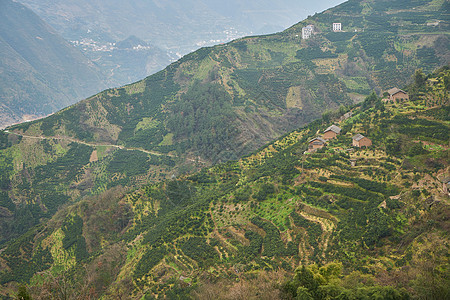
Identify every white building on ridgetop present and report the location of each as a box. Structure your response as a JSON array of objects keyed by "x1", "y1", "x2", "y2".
[
  {"x1": 333, "y1": 23, "x2": 342, "y2": 32},
  {"x1": 302, "y1": 24, "x2": 315, "y2": 39}
]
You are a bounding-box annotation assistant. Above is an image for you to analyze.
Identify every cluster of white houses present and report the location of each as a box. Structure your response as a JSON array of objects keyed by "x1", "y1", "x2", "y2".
[
  {"x1": 302, "y1": 22, "x2": 342, "y2": 39},
  {"x1": 307, "y1": 125, "x2": 372, "y2": 153}
]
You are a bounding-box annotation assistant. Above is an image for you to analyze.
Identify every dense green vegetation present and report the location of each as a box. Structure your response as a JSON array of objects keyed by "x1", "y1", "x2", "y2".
[
  {"x1": 295, "y1": 47, "x2": 338, "y2": 60},
  {"x1": 166, "y1": 82, "x2": 238, "y2": 162},
  {"x1": 282, "y1": 263, "x2": 410, "y2": 300},
  {"x1": 61, "y1": 215, "x2": 89, "y2": 262},
  {"x1": 1, "y1": 66, "x2": 448, "y2": 298},
  {"x1": 106, "y1": 150, "x2": 152, "y2": 176},
  {"x1": 0, "y1": 0, "x2": 448, "y2": 298},
  {"x1": 0, "y1": 226, "x2": 53, "y2": 284},
  {"x1": 383, "y1": 115, "x2": 449, "y2": 142},
  {"x1": 34, "y1": 143, "x2": 91, "y2": 188},
  {"x1": 0, "y1": 0, "x2": 446, "y2": 247}
]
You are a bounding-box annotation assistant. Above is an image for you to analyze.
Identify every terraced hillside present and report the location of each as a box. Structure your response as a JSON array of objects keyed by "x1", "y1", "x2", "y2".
[
  {"x1": 0, "y1": 0, "x2": 448, "y2": 263},
  {"x1": 1, "y1": 67, "x2": 448, "y2": 299}
]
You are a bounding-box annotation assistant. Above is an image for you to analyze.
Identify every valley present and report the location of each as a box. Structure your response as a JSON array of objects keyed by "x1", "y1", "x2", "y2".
[
  {"x1": 19, "y1": 0, "x2": 345, "y2": 87},
  {"x1": 0, "y1": 0, "x2": 109, "y2": 129}
]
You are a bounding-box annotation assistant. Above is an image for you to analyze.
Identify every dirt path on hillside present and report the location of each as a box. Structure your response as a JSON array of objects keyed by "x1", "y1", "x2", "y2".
[{"x1": 5, "y1": 130, "x2": 174, "y2": 157}]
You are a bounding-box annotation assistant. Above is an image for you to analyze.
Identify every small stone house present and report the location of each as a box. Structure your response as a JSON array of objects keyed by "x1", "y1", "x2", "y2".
[
  {"x1": 308, "y1": 137, "x2": 326, "y2": 151},
  {"x1": 387, "y1": 88, "x2": 409, "y2": 102},
  {"x1": 323, "y1": 125, "x2": 341, "y2": 140},
  {"x1": 352, "y1": 134, "x2": 372, "y2": 148}
]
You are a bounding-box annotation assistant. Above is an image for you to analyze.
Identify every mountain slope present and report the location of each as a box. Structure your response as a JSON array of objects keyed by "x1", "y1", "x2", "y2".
[
  {"x1": 9, "y1": 0, "x2": 448, "y2": 160},
  {"x1": 1, "y1": 67, "x2": 448, "y2": 299},
  {"x1": 0, "y1": 0, "x2": 109, "y2": 128},
  {"x1": 0, "y1": 0, "x2": 447, "y2": 248}
]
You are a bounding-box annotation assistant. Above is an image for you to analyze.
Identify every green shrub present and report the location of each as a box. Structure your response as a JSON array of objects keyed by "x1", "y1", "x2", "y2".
[{"x1": 254, "y1": 183, "x2": 275, "y2": 201}]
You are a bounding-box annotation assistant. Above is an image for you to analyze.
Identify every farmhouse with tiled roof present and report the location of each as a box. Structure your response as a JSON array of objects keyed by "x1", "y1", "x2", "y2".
[
  {"x1": 387, "y1": 88, "x2": 409, "y2": 102},
  {"x1": 308, "y1": 137, "x2": 326, "y2": 152},
  {"x1": 323, "y1": 125, "x2": 341, "y2": 140},
  {"x1": 352, "y1": 134, "x2": 372, "y2": 148}
]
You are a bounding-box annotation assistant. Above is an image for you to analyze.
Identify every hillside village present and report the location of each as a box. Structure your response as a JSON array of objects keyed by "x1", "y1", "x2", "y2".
[
  {"x1": 307, "y1": 123, "x2": 372, "y2": 153},
  {"x1": 118, "y1": 68, "x2": 450, "y2": 298},
  {"x1": 306, "y1": 73, "x2": 449, "y2": 155},
  {"x1": 296, "y1": 69, "x2": 449, "y2": 209}
]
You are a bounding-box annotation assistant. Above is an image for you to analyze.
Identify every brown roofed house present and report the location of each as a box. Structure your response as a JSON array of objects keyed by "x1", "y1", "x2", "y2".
[
  {"x1": 323, "y1": 125, "x2": 341, "y2": 140},
  {"x1": 352, "y1": 134, "x2": 372, "y2": 148},
  {"x1": 308, "y1": 137, "x2": 326, "y2": 152},
  {"x1": 387, "y1": 88, "x2": 409, "y2": 102}
]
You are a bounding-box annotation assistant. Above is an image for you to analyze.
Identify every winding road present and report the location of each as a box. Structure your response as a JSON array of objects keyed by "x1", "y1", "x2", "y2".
[{"x1": 4, "y1": 130, "x2": 175, "y2": 157}]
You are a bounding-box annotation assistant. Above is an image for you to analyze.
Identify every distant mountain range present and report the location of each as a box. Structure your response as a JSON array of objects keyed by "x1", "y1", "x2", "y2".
[
  {"x1": 20, "y1": 0, "x2": 346, "y2": 51},
  {"x1": 19, "y1": 0, "x2": 346, "y2": 85},
  {"x1": 74, "y1": 34, "x2": 172, "y2": 86},
  {"x1": 1, "y1": 0, "x2": 347, "y2": 129},
  {"x1": 0, "y1": 0, "x2": 109, "y2": 128},
  {"x1": 9, "y1": 0, "x2": 447, "y2": 161}
]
